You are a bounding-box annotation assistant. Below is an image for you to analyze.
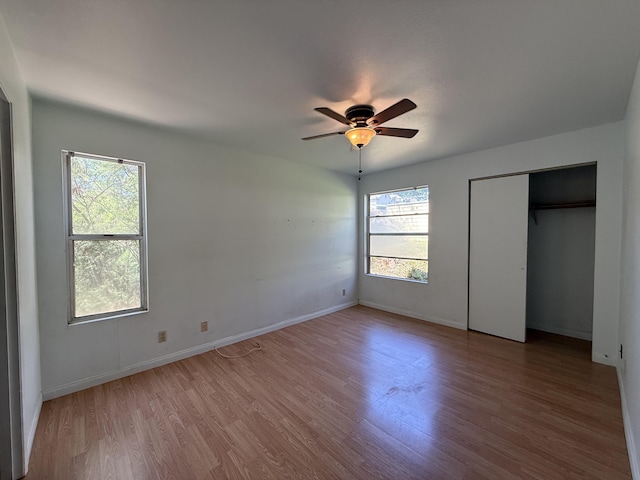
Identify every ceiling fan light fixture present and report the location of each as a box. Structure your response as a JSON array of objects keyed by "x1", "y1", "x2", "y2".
[{"x1": 345, "y1": 127, "x2": 376, "y2": 148}]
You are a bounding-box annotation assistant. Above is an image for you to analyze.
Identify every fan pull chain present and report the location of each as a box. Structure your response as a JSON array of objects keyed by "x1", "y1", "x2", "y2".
[{"x1": 358, "y1": 147, "x2": 363, "y2": 181}]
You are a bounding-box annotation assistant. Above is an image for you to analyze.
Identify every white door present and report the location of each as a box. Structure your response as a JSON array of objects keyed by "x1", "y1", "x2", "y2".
[{"x1": 469, "y1": 174, "x2": 529, "y2": 342}]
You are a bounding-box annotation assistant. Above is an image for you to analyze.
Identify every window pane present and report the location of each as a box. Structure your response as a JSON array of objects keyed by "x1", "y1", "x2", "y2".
[
  {"x1": 369, "y1": 214, "x2": 428, "y2": 234},
  {"x1": 369, "y1": 187, "x2": 429, "y2": 216},
  {"x1": 71, "y1": 156, "x2": 140, "y2": 234},
  {"x1": 370, "y1": 202, "x2": 429, "y2": 216},
  {"x1": 369, "y1": 235, "x2": 428, "y2": 260},
  {"x1": 74, "y1": 240, "x2": 141, "y2": 317},
  {"x1": 369, "y1": 258, "x2": 428, "y2": 282}
]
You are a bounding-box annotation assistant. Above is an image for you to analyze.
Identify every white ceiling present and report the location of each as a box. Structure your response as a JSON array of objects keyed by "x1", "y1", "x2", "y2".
[{"x1": 1, "y1": 0, "x2": 640, "y2": 175}]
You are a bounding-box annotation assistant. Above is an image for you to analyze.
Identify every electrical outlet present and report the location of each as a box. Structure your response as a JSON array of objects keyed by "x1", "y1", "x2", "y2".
[
  {"x1": 201, "y1": 321, "x2": 208, "y2": 332},
  {"x1": 342, "y1": 289, "x2": 346, "y2": 296},
  {"x1": 158, "y1": 330, "x2": 167, "y2": 343}
]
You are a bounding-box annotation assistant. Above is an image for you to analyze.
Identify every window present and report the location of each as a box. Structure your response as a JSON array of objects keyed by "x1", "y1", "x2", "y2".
[
  {"x1": 367, "y1": 186, "x2": 429, "y2": 282},
  {"x1": 63, "y1": 151, "x2": 148, "y2": 323}
]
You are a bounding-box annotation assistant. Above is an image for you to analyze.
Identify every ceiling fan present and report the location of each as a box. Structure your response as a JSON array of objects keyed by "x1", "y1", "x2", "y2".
[{"x1": 302, "y1": 98, "x2": 418, "y2": 148}]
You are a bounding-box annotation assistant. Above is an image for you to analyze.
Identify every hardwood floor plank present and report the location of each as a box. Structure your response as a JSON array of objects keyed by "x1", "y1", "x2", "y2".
[{"x1": 25, "y1": 306, "x2": 632, "y2": 479}]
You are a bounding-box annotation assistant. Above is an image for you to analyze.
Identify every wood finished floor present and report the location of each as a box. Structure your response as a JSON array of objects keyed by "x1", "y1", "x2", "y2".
[{"x1": 25, "y1": 306, "x2": 631, "y2": 479}]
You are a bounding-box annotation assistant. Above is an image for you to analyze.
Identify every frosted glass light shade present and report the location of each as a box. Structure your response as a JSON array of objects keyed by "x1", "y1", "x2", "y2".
[{"x1": 345, "y1": 127, "x2": 376, "y2": 147}]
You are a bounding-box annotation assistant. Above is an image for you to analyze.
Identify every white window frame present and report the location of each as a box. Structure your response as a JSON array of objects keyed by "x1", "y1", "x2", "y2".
[
  {"x1": 63, "y1": 150, "x2": 149, "y2": 324},
  {"x1": 366, "y1": 185, "x2": 429, "y2": 283}
]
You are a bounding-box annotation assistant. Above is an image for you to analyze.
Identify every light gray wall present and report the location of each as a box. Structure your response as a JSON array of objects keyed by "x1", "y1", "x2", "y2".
[
  {"x1": 0, "y1": 11, "x2": 42, "y2": 475},
  {"x1": 32, "y1": 98, "x2": 358, "y2": 399},
  {"x1": 619, "y1": 56, "x2": 640, "y2": 477},
  {"x1": 526, "y1": 167, "x2": 596, "y2": 340},
  {"x1": 359, "y1": 122, "x2": 624, "y2": 365},
  {"x1": 526, "y1": 209, "x2": 595, "y2": 339}
]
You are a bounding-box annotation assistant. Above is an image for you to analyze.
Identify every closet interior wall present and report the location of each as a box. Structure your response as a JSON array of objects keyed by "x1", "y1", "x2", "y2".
[{"x1": 526, "y1": 164, "x2": 597, "y2": 341}]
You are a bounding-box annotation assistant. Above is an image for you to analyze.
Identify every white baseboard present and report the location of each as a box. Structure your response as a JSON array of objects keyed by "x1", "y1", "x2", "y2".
[
  {"x1": 592, "y1": 352, "x2": 618, "y2": 366},
  {"x1": 43, "y1": 301, "x2": 357, "y2": 400},
  {"x1": 526, "y1": 322, "x2": 592, "y2": 341},
  {"x1": 617, "y1": 368, "x2": 640, "y2": 479},
  {"x1": 23, "y1": 391, "x2": 43, "y2": 475},
  {"x1": 358, "y1": 300, "x2": 466, "y2": 330}
]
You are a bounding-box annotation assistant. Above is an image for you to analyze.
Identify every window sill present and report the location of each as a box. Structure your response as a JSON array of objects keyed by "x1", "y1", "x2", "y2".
[
  {"x1": 68, "y1": 307, "x2": 149, "y2": 326},
  {"x1": 365, "y1": 273, "x2": 428, "y2": 284}
]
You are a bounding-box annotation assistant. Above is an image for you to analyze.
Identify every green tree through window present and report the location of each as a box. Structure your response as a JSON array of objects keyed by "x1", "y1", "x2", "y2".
[{"x1": 65, "y1": 152, "x2": 148, "y2": 322}]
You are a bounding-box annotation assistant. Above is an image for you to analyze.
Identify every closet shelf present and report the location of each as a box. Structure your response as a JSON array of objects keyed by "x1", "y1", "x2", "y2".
[{"x1": 530, "y1": 201, "x2": 596, "y2": 225}]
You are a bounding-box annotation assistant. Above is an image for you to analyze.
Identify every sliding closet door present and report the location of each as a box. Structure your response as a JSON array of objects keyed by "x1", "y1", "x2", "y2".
[{"x1": 469, "y1": 174, "x2": 529, "y2": 342}]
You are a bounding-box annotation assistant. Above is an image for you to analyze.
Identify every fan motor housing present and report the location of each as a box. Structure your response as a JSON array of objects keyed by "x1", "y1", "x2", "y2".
[{"x1": 345, "y1": 104, "x2": 375, "y2": 125}]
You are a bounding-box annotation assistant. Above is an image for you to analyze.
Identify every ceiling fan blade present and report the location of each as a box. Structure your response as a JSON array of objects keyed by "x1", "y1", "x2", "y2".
[
  {"x1": 374, "y1": 127, "x2": 419, "y2": 138},
  {"x1": 314, "y1": 107, "x2": 353, "y2": 126},
  {"x1": 301, "y1": 131, "x2": 347, "y2": 141},
  {"x1": 367, "y1": 99, "x2": 417, "y2": 126}
]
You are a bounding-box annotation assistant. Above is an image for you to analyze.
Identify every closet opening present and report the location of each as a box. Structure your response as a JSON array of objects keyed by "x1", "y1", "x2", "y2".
[{"x1": 526, "y1": 164, "x2": 597, "y2": 349}]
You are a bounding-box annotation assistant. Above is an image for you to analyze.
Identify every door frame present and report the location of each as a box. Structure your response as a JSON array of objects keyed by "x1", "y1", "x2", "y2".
[{"x1": 0, "y1": 84, "x2": 23, "y2": 479}]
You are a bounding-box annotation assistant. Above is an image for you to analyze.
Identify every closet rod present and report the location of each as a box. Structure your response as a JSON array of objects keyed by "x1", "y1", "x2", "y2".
[{"x1": 530, "y1": 201, "x2": 596, "y2": 211}]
